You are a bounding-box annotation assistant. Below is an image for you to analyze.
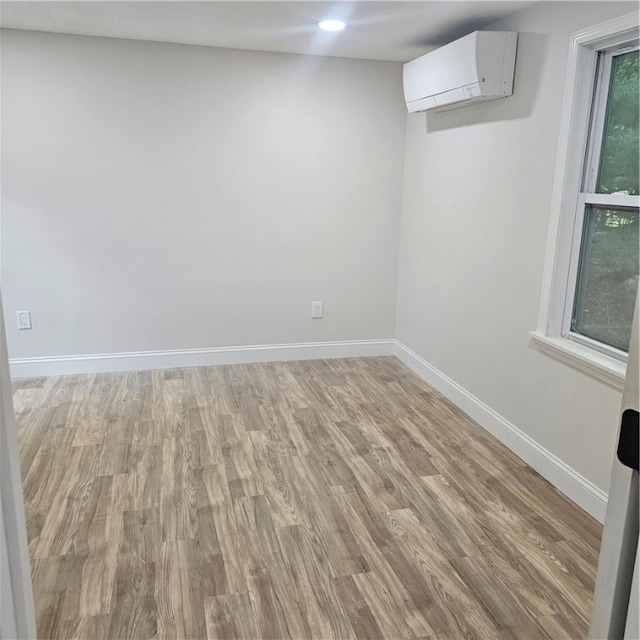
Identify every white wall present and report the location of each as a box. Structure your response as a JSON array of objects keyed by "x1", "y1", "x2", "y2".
[
  {"x1": 1, "y1": 30, "x2": 406, "y2": 358},
  {"x1": 3, "y1": 3, "x2": 636, "y2": 505},
  {"x1": 396, "y1": 1, "x2": 636, "y2": 496}
]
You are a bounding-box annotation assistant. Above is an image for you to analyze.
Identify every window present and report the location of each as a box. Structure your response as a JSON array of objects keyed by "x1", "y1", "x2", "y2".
[
  {"x1": 533, "y1": 13, "x2": 639, "y2": 390},
  {"x1": 568, "y1": 46, "x2": 639, "y2": 357}
]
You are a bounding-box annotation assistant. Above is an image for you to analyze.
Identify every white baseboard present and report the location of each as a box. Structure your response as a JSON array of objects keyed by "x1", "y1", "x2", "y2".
[
  {"x1": 394, "y1": 341, "x2": 608, "y2": 523},
  {"x1": 9, "y1": 339, "x2": 395, "y2": 378},
  {"x1": 10, "y1": 337, "x2": 607, "y2": 521}
]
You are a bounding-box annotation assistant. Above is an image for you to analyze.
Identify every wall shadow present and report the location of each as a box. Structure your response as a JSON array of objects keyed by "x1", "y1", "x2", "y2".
[{"x1": 424, "y1": 32, "x2": 547, "y2": 133}]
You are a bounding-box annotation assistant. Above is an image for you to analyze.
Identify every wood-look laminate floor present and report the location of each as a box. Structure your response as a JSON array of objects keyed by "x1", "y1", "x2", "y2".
[{"x1": 13, "y1": 356, "x2": 602, "y2": 640}]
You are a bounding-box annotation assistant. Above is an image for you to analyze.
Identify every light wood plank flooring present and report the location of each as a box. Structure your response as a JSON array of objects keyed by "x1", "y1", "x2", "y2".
[{"x1": 12, "y1": 356, "x2": 602, "y2": 639}]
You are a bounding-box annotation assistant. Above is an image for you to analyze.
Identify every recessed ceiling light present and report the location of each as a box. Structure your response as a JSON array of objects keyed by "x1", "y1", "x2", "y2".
[{"x1": 318, "y1": 20, "x2": 346, "y2": 32}]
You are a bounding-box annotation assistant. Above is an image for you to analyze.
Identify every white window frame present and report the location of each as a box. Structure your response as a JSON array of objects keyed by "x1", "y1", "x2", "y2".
[
  {"x1": 565, "y1": 43, "x2": 640, "y2": 359},
  {"x1": 532, "y1": 12, "x2": 639, "y2": 391}
]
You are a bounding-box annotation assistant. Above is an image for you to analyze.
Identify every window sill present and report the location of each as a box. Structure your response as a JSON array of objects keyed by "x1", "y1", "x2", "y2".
[{"x1": 529, "y1": 331, "x2": 626, "y2": 391}]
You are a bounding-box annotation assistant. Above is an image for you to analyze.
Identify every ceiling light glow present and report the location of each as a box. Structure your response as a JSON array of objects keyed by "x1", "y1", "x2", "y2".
[{"x1": 318, "y1": 20, "x2": 346, "y2": 32}]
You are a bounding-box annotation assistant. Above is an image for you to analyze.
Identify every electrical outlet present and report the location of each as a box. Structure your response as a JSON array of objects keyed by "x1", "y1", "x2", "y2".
[
  {"x1": 311, "y1": 301, "x2": 323, "y2": 319},
  {"x1": 17, "y1": 311, "x2": 32, "y2": 330}
]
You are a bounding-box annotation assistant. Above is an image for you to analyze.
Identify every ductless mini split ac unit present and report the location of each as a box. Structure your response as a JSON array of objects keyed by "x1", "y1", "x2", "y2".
[{"x1": 403, "y1": 31, "x2": 518, "y2": 113}]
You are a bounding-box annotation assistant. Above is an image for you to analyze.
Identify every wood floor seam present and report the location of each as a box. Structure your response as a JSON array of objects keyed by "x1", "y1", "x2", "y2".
[{"x1": 12, "y1": 356, "x2": 601, "y2": 640}]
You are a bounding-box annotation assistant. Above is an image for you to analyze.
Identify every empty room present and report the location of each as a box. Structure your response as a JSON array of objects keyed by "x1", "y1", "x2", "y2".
[{"x1": 1, "y1": 1, "x2": 639, "y2": 639}]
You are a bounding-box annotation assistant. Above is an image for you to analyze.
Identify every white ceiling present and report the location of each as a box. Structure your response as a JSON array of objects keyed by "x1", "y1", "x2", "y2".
[{"x1": 0, "y1": 1, "x2": 533, "y2": 62}]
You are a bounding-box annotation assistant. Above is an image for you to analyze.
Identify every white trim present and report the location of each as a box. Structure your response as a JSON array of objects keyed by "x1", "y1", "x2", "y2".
[
  {"x1": 530, "y1": 331, "x2": 625, "y2": 390},
  {"x1": 394, "y1": 340, "x2": 609, "y2": 523},
  {"x1": 561, "y1": 191, "x2": 589, "y2": 339},
  {"x1": 571, "y1": 12, "x2": 640, "y2": 51},
  {"x1": 582, "y1": 194, "x2": 640, "y2": 207},
  {"x1": 10, "y1": 336, "x2": 610, "y2": 521},
  {"x1": 8, "y1": 339, "x2": 396, "y2": 378},
  {"x1": 0, "y1": 296, "x2": 37, "y2": 639},
  {"x1": 536, "y1": 11, "x2": 639, "y2": 386},
  {"x1": 537, "y1": 24, "x2": 599, "y2": 334},
  {"x1": 565, "y1": 331, "x2": 628, "y2": 363},
  {"x1": 583, "y1": 49, "x2": 612, "y2": 194}
]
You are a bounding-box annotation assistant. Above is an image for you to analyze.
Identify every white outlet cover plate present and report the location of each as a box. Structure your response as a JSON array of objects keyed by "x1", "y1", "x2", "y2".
[{"x1": 17, "y1": 311, "x2": 32, "y2": 330}]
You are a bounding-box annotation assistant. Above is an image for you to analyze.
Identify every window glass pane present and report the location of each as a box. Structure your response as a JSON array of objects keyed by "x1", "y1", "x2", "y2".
[
  {"x1": 572, "y1": 206, "x2": 639, "y2": 352},
  {"x1": 597, "y1": 50, "x2": 639, "y2": 195}
]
